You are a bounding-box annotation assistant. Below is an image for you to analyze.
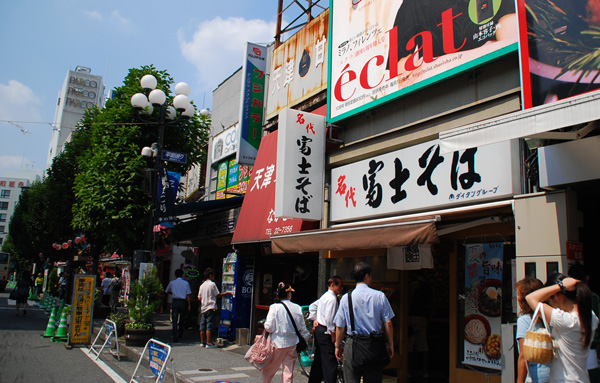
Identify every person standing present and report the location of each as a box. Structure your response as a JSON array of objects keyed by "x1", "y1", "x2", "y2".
[
  {"x1": 515, "y1": 277, "x2": 550, "y2": 383},
  {"x1": 101, "y1": 272, "x2": 113, "y2": 306},
  {"x1": 165, "y1": 269, "x2": 192, "y2": 343},
  {"x1": 334, "y1": 262, "x2": 395, "y2": 383},
  {"x1": 34, "y1": 273, "x2": 44, "y2": 299},
  {"x1": 15, "y1": 271, "x2": 33, "y2": 316},
  {"x1": 198, "y1": 267, "x2": 232, "y2": 348},
  {"x1": 308, "y1": 276, "x2": 344, "y2": 383},
  {"x1": 262, "y1": 282, "x2": 310, "y2": 383},
  {"x1": 526, "y1": 273, "x2": 599, "y2": 383},
  {"x1": 569, "y1": 262, "x2": 600, "y2": 383},
  {"x1": 109, "y1": 273, "x2": 122, "y2": 313}
]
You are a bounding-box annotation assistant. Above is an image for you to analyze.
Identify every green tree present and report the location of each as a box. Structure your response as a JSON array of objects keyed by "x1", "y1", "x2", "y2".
[{"x1": 71, "y1": 65, "x2": 210, "y2": 257}]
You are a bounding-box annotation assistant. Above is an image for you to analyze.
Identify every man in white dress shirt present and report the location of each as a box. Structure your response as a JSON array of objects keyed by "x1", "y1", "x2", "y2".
[
  {"x1": 308, "y1": 276, "x2": 344, "y2": 383},
  {"x1": 165, "y1": 269, "x2": 191, "y2": 343}
]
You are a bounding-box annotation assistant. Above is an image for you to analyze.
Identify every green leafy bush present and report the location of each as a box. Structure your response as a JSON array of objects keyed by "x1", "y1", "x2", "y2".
[{"x1": 125, "y1": 266, "x2": 162, "y2": 329}]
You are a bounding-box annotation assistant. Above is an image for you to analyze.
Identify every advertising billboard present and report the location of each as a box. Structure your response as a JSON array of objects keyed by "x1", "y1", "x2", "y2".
[
  {"x1": 237, "y1": 43, "x2": 267, "y2": 166},
  {"x1": 517, "y1": 0, "x2": 600, "y2": 108},
  {"x1": 328, "y1": 0, "x2": 518, "y2": 122},
  {"x1": 266, "y1": 10, "x2": 329, "y2": 120}
]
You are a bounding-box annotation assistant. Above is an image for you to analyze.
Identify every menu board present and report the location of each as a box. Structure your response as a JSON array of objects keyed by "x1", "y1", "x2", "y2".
[{"x1": 463, "y1": 243, "x2": 503, "y2": 370}]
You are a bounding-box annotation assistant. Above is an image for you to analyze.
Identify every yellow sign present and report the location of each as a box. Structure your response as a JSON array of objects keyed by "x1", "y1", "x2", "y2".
[{"x1": 69, "y1": 275, "x2": 96, "y2": 345}]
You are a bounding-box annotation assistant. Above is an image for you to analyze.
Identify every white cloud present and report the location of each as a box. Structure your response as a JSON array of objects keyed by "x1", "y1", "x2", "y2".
[
  {"x1": 110, "y1": 10, "x2": 135, "y2": 30},
  {"x1": 0, "y1": 80, "x2": 42, "y2": 122},
  {"x1": 83, "y1": 10, "x2": 102, "y2": 21},
  {"x1": 179, "y1": 17, "x2": 275, "y2": 90}
]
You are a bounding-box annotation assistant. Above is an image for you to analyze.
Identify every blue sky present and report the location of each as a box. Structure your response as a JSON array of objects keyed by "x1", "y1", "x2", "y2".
[{"x1": 0, "y1": 0, "x2": 280, "y2": 177}]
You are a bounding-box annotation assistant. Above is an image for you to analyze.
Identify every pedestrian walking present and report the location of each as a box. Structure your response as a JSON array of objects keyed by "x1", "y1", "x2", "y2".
[
  {"x1": 515, "y1": 277, "x2": 550, "y2": 383},
  {"x1": 15, "y1": 271, "x2": 33, "y2": 316},
  {"x1": 262, "y1": 282, "x2": 310, "y2": 383},
  {"x1": 308, "y1": 276, "x2": 344, "y2": 383},
  {"x1": 334, "y1": 262, "x2": 395, "y2": 383},
  {"x1": 165, "y1": 269, "x2": 192, "y2": 343},
  {"x1": 526, "y1": 273, "x2": 599, "y2": 383},
  {"x1": 198, "y1": 267, "x2": 232, "y2": 348}
]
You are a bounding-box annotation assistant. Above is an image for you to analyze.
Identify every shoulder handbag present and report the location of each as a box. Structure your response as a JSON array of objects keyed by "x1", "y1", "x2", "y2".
[
  {"x1": 348, "y1": 290, "x2": 391, "y2": 370},
  {"x1": 522, "y1": 302, "x2": 555, "y2": 364},
  {"x1": 244, "y1": 331, "x2": 276, "y2": 371},
  {"x1": 279, "y1": 302, "x2": 308, "y2": 353}
]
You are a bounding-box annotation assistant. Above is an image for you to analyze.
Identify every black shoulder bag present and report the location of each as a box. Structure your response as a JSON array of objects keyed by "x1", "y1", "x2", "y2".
[
  {"x1": 348, "y1": 291, "x2": 391, "y2": 370},
  {"x1": 278, "y1": 302, "x2": 308, "y2": 353}
]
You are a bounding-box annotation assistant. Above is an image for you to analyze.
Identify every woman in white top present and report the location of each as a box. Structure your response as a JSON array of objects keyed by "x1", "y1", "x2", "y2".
[
  {"x1": 263, "y1": 282, "x2": 310, "y2": 383},
  {"x1": 308, "y1": 276, "x2": 344, "y2": 383},
  {"x1": 526, "y1": 273, "x2": 599, "y2": 383}
]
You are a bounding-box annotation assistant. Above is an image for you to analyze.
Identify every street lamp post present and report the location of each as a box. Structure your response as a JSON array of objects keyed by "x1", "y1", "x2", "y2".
[{"x1": 130, "y1": 75, "x2": 195, "y2": 254}]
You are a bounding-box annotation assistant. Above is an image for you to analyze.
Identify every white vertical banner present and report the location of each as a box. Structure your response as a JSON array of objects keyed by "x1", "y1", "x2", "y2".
[{"x1": 275, "y1": 108, "x2": 326, "y2": 221}]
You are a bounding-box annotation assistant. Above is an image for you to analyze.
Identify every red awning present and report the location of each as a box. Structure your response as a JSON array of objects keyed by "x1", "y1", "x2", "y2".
[{"x1": 232, "y1": 131, "x2": 314, "y2": 244}]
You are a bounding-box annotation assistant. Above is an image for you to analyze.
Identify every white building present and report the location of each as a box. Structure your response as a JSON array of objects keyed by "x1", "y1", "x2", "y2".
[
  {"x1": 0, "y1": 176, "x2": 33, "y2": 247},
  {"x1": 46, "y1": 66, "x2": 104, "y2": 169}
]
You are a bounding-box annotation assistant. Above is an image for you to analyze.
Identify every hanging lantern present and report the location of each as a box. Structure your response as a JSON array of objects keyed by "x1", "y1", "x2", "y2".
[
  {"x1": 62, "y1": 242, "x2": 68, "y2": 249},
  {"x1": 81, "y1": 236, "x2": 86, "y2": 243},
  {"x1": 53, "y1": 243, "x2": 60, "y2": 250},
  {"x1": 67, "y1": 240, "x2": 72, "y2": 247},
  {"x1": 75, "y1": 237, "x2": 81, "y2": 244}
]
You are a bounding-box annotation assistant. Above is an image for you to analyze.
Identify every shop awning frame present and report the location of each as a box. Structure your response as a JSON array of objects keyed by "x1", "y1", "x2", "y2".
[
  {"x1": 270, "y1": 217, "x2": 440, "y2": 254},
  {"x1": 439, "y1": 91, "x2": 600, "y2": 154}
]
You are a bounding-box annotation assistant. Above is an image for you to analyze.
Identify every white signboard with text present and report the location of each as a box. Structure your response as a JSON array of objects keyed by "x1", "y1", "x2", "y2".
[
  {"x1": 212, "y1": 124, "x2": 238, "y2": 164},
  {"x1": 275, "y1": 108, "x2": 326, "y2": 221},
  {"x1": 331, "y1": 139, "x2": 519, "y2": 222}
]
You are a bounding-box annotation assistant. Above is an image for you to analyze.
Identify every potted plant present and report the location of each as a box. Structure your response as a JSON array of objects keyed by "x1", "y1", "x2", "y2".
[{"x1": 125, "y1": 266, "x2": 162, "y2": 346}]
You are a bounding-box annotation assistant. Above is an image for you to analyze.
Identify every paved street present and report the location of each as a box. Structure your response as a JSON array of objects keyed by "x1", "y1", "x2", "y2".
[{"x1": 0, "y1": 287, "x2": 310, "y2": 383}]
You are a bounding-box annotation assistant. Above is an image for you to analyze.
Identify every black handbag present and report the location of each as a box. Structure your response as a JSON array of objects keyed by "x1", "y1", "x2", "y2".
[
  {"x1": 279, "y1": 302, "x2": 308, "y2": 353},
  {"x1": 348, "y1": 291, "x2": 391, "y2": 370}
]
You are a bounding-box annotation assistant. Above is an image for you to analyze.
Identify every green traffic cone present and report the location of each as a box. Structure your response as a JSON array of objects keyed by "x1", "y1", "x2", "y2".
[
  {"x1": 52, "y1": 310, "x2": 69, "y2": 342},
  {"x1": 42, "y1": 307, "x2": 57, "y2": 338}
]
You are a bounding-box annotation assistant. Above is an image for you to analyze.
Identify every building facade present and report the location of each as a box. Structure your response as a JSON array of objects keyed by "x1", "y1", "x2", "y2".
[
  {"x1": 0, "y1": 176, "x2": 33, "y2": 247},
  {"x1": 46, "y1": 66, "x2": 104, "y2": 169}
]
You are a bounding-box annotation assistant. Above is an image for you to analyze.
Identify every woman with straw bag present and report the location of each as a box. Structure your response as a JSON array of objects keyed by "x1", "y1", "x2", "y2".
[
  {"x1": 526, "y1": 273, "x2": 599, "y2": 383},
  {"x1": 516, "y1": 277, "x2": 551, "y2": 383}
]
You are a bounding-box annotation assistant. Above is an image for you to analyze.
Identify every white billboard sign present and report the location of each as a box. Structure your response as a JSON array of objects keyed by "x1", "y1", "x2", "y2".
[
  {"x1": 212, "y1": 124, "x2": 238, "y2": 164},
  {"x1": 331, "y1": 139, "x2": 520, "y2": 222},
  {"x1": 275, "y1": 108, "x2": 326, "y2": 221}
]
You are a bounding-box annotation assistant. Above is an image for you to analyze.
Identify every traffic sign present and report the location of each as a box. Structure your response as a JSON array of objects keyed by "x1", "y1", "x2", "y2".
[{"x1": 161, "y1": 150, "x2": 187, "y2": 164}]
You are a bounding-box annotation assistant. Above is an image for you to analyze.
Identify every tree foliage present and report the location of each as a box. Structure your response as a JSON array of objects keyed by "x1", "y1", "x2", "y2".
[
  {"x1": 71, "y1": 65, "x2": 210, "y2": 256},
  {"x1": 126, "y1": 266, "x2": 162, "y2": 329}
]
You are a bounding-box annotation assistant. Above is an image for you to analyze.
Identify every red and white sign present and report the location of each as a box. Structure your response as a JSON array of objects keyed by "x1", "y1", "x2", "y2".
[
  {"x1": 232, "y1": 131, "x2": 308, "y2": 244},
  {"x1": 275, "y1": 109, "x2": 326, "y2": 221},
  {"x1": 566, "y1": 241, "x2": 584, "y2": 262}
]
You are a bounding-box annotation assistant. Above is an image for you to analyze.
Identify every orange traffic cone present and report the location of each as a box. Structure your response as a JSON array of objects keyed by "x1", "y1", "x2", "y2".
[
  {"x1": 52, "y1": 309, "x2": 69, "y2": 342},
  {"x1": 42, "y1": 307, "x2": 57, "y2": 338}
]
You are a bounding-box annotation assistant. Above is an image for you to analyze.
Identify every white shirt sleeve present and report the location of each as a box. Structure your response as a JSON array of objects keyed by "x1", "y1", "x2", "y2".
[{"x1": 308, "y1": 299, "x2": 319, "y2": 321}]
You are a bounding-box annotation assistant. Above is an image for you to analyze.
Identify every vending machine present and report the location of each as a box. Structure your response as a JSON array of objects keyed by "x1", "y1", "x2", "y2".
[{"x1": 218, "y1": 252, "x2": 254, "y2": 340}]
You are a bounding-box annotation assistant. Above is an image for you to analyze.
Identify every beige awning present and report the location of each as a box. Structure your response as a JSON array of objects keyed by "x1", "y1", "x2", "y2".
[{"x1": 270, "y1": 216, "x2": 439, "y2": 254}]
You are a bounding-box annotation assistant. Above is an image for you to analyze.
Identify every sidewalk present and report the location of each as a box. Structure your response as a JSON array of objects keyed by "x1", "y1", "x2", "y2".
[{"x1": 93, "y1": 312, "x2": 310, "y2": 383}]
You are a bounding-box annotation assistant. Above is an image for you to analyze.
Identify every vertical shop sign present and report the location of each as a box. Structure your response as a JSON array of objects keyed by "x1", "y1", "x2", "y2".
[
  {"x1": 69, "y1": 274, "x2": 96, "y2": 345},
  {"x1": 463, "y1": 243, "x2": 503, "y2": 370},
  {"x1": 237, "y1": 42, "x2": 267, "y2": 166},
  {"x1": 216, "y1": 161, "x2": 229, "y2": 200},
  {"x1": 156, "y1": 167, "x2": 177, "y2": 224},
  {"x1": 275, "y1": 108, "x2": 326, "y2": 220}
]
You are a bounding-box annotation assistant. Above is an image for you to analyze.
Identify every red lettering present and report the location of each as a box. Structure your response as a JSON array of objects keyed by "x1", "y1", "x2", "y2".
[
  {"x1": 387, "y1": 26, "x2": 398, "y2": 79},
  {"x1": 405, "y1": 32, "x2": 434, "y2": 71},
  {"x1": 334, "y1": 64, "x2": 356, "y2": 102},
  {"x1": 359, "y1": 55, "x2": 385, "y2": 89},
  {"x1": 438, "y1": 9, "x2": 465, "y2": 54}
]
